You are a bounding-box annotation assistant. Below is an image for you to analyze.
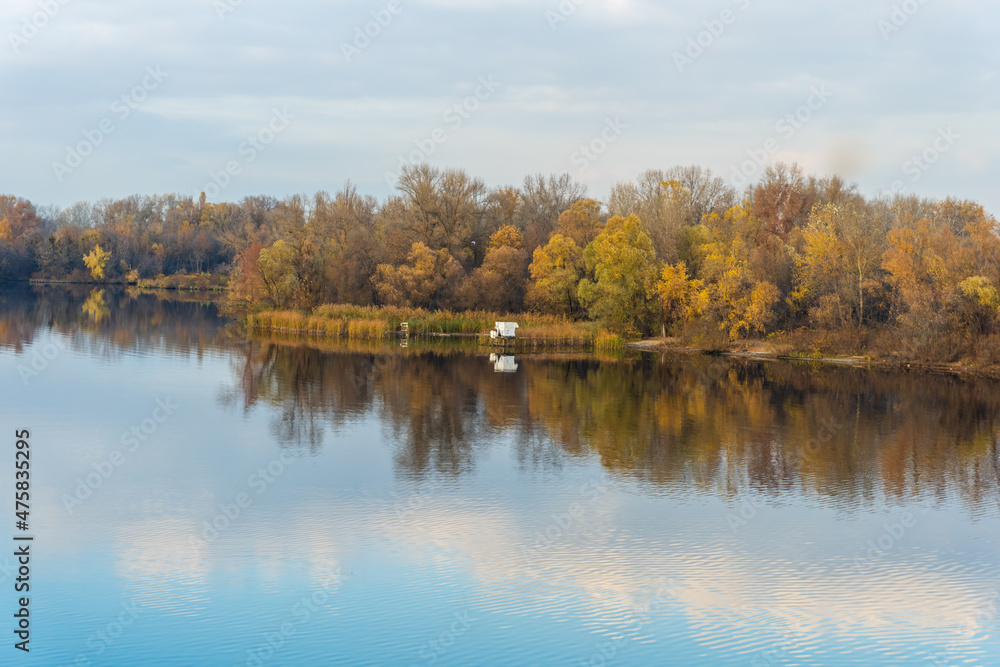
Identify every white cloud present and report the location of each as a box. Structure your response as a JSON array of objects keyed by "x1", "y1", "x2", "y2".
[{"x1": 1, "y1": 0, "x2": 997, "y2": 214}]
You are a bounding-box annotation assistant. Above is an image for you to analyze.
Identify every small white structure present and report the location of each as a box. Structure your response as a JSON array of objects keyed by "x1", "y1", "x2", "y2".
[
  {"x1": 489, "y1": 353, "x2": 519, "y2": 373},
  {"x1": 490, "y1": 322, "x2": 519, "y2": 339}
]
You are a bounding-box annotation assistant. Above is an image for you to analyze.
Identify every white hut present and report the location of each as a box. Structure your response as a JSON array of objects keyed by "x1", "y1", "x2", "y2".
[{"x1": 490, "y1": 322, "x2": 519, "y2": 339}]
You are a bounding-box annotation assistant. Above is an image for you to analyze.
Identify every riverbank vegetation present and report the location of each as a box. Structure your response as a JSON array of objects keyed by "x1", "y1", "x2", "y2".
[
  {"x1": 245, "y1": 305, "x2": 624, "y2": 351},
  {"x1": 2, "y1": 162, "x2": 998, "y2": 364}
]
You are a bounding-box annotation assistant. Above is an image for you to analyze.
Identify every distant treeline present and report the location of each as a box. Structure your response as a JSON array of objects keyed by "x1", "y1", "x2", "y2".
[{"x1": 2, "y1": 163, "x2": 999, "y2": 361}]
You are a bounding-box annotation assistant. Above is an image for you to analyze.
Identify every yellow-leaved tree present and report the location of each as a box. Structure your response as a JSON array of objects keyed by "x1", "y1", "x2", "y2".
[
  {"x1": 526, "y1": 234, "x2": 585, "y2": 317},
  {"x1": 83, "y1": 244, "x2": 110, "y2": 280},
  {"x1": 373, "y1": 242, "x2": 464, "y2": 309},
  {"x1": 654, "y1": 261, "x2": 705, "y2": 335},
  {"x1": 257, "y1": 240, "x2": 300, "y2": 309},
  {"x1": 577, "y1": 214, "x2": 659, "y2": 335}
]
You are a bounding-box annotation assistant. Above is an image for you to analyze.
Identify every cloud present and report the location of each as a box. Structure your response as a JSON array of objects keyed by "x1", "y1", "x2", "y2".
[{"x1": 0, "y1": 0, "x2": 997, "y2": 213}]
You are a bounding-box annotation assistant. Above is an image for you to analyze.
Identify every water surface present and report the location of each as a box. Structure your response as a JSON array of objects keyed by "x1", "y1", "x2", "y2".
[{"x1": 1, "y1": 285, "x2": 998, "y2": 666}]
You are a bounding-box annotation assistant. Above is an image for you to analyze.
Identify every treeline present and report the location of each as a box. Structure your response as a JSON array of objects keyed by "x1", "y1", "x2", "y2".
[{"x1": 2, "y1": 163, "x2": 999, "y2": 360}]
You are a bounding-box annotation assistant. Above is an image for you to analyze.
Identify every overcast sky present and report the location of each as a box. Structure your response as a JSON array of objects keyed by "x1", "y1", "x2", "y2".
[{"x1": 1, "y1": 0, "x2": 997, "y2": 214}]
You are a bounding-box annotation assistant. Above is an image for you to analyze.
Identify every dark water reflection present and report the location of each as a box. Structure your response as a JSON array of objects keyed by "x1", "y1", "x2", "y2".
[
  {"x1": 2, "y1": 285, "x2": 999, "y2": 666},
  {"x1": 229, "y1": 338, "x2": 1000, "y2": 514},
  {"x1": 0, "y1": 283, "x2": 231, "y2": 355}
]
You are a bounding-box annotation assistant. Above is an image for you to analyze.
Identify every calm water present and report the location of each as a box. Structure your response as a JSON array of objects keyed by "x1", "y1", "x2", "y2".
[{"x1": 1, "y1": 285, "x2": 999, "y2": 666}]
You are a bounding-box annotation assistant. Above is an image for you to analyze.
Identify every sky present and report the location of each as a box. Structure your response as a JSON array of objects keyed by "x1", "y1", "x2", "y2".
[{"x1": 1, "y1": 0, "x2": 997, "y2": 214}]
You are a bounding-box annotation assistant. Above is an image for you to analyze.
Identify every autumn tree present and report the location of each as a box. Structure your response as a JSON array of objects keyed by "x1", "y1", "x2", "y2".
[
  {"x1": 578, "y1": 215, "x2": 659, "y2": 335},
  {"x1": 262, "y1": 195, "x2": 328, "y2": 308},
  {"x1": 230, "y1": 242, "x2": 269, "y2": 307},
  {"x1": 607, "y1": 167, "x2": 734, "y2": 263},
  {"x1": 747, "y1": 163, "x2": 814, "y2": 237},
  {"x1": 394, "y1": 164, "x2": 487, "y2": 266},
  {"x1": 607, "y1": 172, "x2": 686, "y2": 263},
  {"x1": 526, "y1": 234, "x2": 585, "y2": 317},
  {"x1": 655, "y1": 262, "x2": 705, "y2": 334},
  {"x1": 458, "y1": 225, "x2": 528, "y2": 312},
  {"x1": 208, "y1": 202, "x2": 257, "y2": 255},
  {"x1": 699, "y1": 244, "x2": 781, "y2": 339},
  {"x1": 959, "y1": 276, "x2": 1000, "y2": 334},
  {"x1": 374, "y1": 242, "x2": 464, "y2": 309},
  {"x1": 83, "y1": 244, "x2": 111, "y2": 280},
  {"x1": 680, "y1": 206, "x2": 785, "y2": 340},
  {"x1": 311, "y1": 183, "x2": 381, "y2": 305},
  {"x1": 518, "y1": 173, "x2": 587, "y2": 254},
  {"x1": 794, "y1": 199, "x2": 891, "y2": 326},
  {"x1": 880, "y1": 205, "x2": 1000, "y2": 355},
  {"x1": 0, "y1": 196, "x2": 44, "y2": 280},
  {"x1": 257, "y1": 240, "x2": 299, "y2": 309},
  {"x1": 553, "y1": 199, "x2": 603, "y2": 248},
  {"x1": 35, "y1": 225, "x2": 82, "y2": 279}
]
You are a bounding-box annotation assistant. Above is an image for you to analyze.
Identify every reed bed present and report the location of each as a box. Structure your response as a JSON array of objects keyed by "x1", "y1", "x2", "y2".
[
  {"x1": 136, "y1": 272, "x2": 229, "y2": 291},
  {"x1": 246, "y1": 305, "x2": 610, "y2": 344},
  {"x1": 594, "y1": 331, "x2": 625, "y2": 354}
]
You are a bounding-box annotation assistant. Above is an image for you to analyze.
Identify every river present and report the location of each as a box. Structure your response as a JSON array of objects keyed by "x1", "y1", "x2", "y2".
[{"x1": 1, "y1": 285, "x2": 998, "y2": 666}]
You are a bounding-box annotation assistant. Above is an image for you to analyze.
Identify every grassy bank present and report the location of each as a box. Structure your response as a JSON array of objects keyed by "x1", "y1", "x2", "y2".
[
  {"x1": 631, "y1": 328, "x2": 1000, "y2": 377},
  {"x1": 30, "y1": 272, "x2": 228, "y2": 291},
  {"x1": 245, "y1": 304, "x2": 624, "y2": 351},
  {"x1": 135, "y1": 273, "x2": 229, "y2": 291}
]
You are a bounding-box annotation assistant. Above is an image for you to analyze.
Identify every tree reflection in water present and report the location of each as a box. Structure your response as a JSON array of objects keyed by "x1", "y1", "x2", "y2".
[{"x1": 228, "y1": 338, "x2": 1000, "y2": 512}]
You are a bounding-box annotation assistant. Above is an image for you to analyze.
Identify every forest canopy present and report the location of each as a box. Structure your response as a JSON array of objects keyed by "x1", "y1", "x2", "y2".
[{"x1": 2, "y1": 163, "x2": 999, "y2": 361}]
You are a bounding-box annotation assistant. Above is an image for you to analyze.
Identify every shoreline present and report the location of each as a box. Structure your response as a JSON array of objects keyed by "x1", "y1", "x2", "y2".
[
  {"x1": 626, "y1": 339, "x2": 1000, "y2": 379},
  {"x1": 13, "y1": 281, "x2": 1000, "y2": 378},
  {"x1": 243, "y1": 324, "x2": 1000, "y2": 378},
  {"x1": 26, "y1": 278, "x2": 226, "y2": 292}
]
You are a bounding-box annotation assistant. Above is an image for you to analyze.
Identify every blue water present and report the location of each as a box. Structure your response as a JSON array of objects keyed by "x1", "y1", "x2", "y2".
[{"x1": 1, "y1": 287, "x2": 998, "y2": 666}]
